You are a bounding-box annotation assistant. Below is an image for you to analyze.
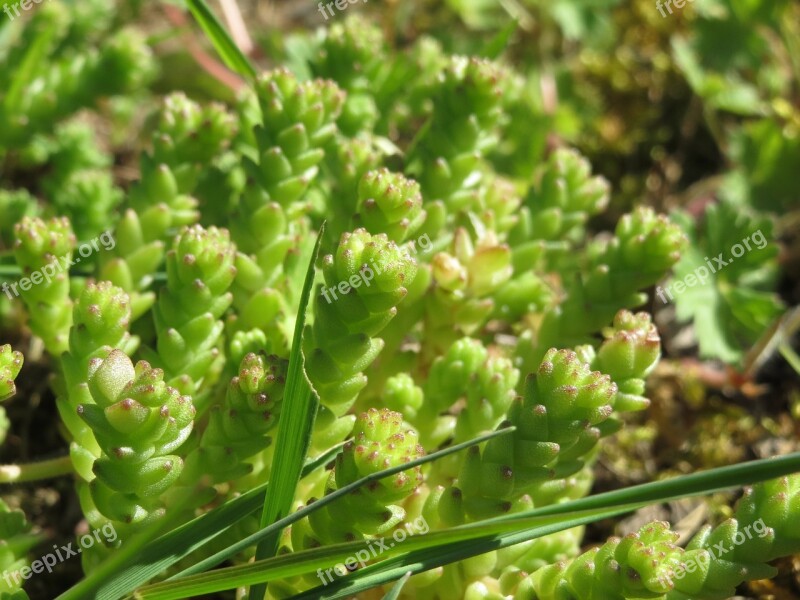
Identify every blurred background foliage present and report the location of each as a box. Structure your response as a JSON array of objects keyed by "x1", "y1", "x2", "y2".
[{"x1": 5, "y1": 0, "x2": 794, "y2": 363}]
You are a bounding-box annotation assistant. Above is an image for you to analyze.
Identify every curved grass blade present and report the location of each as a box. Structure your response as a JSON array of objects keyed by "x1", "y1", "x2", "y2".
[
  {"x1": 134, "y1": 451, "x2": 800, "y2": 599},
  {"x1": 481, "y1": 18, "x2": 518, "y2": 59},
  {"x1": 249, "y1": 223, "x2": 326, "y2": 600},
  {"x1": 289, "y1": 507, "x2": 638, "y2": 600},
  {"x1": 56, "y1": 444, "x2": 345, "y2": 600},
  {"x1": 173, "y1": 427, "x2": 515, "y2": 579},
  {"x1": 291, "y1": 450, "x2": 800, "y2": 599},
  {"x1": 381, "y1": 572, "x2": 412, "y2": 600},
  {"x1": 3, "y1": 9, "x2": 61, "y2": 115},
  {"x1": 133, "y1": 504, "x2": 639, "y2": 600},
  {"x1": 186, "y1": 0, "x2": 257, "y2": 79}
]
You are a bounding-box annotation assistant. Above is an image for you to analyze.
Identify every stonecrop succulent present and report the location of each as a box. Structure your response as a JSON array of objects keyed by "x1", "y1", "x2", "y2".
[
  {"x1": 0, "y1": 4, "x2": 797, "y2": 600},
  {"x1": 79, "y1": 350, "x2": 195, "y2": 526},
  {"x1": 0, "y1": 346, "x2": 22, "y2": 450},
  {"x1": 0, "y1": 346, "x2": 22, "y2": 405},
  {"x1": 521, "y1": 476, "x2": 800, "y2": 600},
  {"x1": 294, "y1": 408, "x2": 425, "y2": 547}
]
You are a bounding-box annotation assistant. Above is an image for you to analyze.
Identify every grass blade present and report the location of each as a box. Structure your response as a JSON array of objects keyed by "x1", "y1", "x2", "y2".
[
  {"x1": 381, "y1": 572, "x2": 411, "y2": 600},
  {"x1": 486, "y1": 450, "x2": 800, "y2": 522},
  {"x1": 134, "y1": 451, "x2": 800, "y2": 599},
  {"x1": 481, "y1": 18, "x2": 518, "y2": 59},
  {"x1": 4, "y1": 8, "x2": 61, "y2": 114},
  {"x1": 173, "y1": 428, "x2": 515, "y2": 579},
  {"x1": 294, "y1": 451, "x2": 800, "y2": 599},
  {"x1": 185, "y1": 0, "x2": 257, "y2": 79},
  {"x1": 249, "y1": 224, "x2": 326, "y2": 600},
  {"x1": 290, "y1": 507, "x2": 639, "y2": 600},
  {"x1": 134, "y1": 504, "x2": 640, "y2": 599},
  {"x1": 56, "y1": 446, "x2": 344, "y2": 600}
]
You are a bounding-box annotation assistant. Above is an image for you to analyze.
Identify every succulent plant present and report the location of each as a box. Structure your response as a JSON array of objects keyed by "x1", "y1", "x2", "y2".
[
  {"x1": 0, "y1": 346, "x2": 23, "y2": 404},
  {"x1": 78, "y1": 350, "x2": 195, "y2": 525},
  {"x1": 12, "y1": 217, "x2": 76, "y2": 356},
  {"x1": 0, "y1": 499, "x2": 40, "y2": 600},
  {"x1": 59, "y1": 282, "x2": 139, "y2": 482},
  {"x1": 354, "y1": 169, "x2": 426, "y2": 243},
  {"x1": 0, "y1": 4, "x2": 797, "y2": 600},
  {"x1": 0, "y1": 346, "x2": 23, "y2": 449},
  {"x1": 294, "y1": 408, "x2": 425, "y2": 547},
  {"x1": 150, "y1": 225, "x2": 237, "y2": 398},
  {"x1": 305, "y1": 229, "x2": 418, "y2": 448},
  {"x1": 0, "y1": 2, "x2": 154, "y2": 150},
  {"x1": 519, "y1": 475, "x2": 800, "y2": 600},
  {"x1": 183, "y1": 352, "x2": 287, "y2": 484}
]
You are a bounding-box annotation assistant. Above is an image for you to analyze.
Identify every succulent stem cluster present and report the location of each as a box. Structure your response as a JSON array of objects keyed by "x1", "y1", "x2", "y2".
[
  {"x1": 227, "y1": 70, "x2": 344, "y2": 352},
  {"x1": 0, "y1": 350, "x2": 35, "y2": 599},
  {"x1": 520, "y1": 475, "x2": 800, "y2": 600},
  {"x1": 12, "y1": 217, "x2": 76, "y2": 355},
  {"x1": 0, "y1": 499, "x2": 40, "y2": 598},
  {"x1": 59, "y1": 282, "x2": 139, "y2": 482},
  {"x1": 100, "y1": 95, "x2": 236, "y2": 321},
  {"x1": 0, "y1": 346, "x2": 23, "y2": 452},
  {"x1": 183, "y1": 352, "x2": 287, "y2": 485},
  {"x1": 354, "y1": 169, "x2": 426, "y2": 244},
  {"x1": 309, "y1": 15, "x2": 384, "y2": 135},
  {"x1": 292, "y1": 408, "x2": 424, "y2": 548},
  {"x1": 78, "y1": 350, "x2": 195, "y2": 525},
  {"x1": 0, "y1": 346, "x2": 23, "y2": 404},
  {"x1": 405, "y1": 312, "x2": 661, "y2": 598},
  {"x1": 151, "y1": 225, "x2": 237, "y2": 398},
  {"x1": 411, "y1": 56, "x2": 508, "y2": 215},
  {"x1": 305, "y1": 229, "x2": 418, "y2": 447},
  {"x1": 426, "y1": 227, "x2": 514, "y2": 352},
  {"x1": 511, "y1": 148, "x2": 610, "y2": 247},
  {"x1": 0, "y1": 1, "x2": 153, "y2": 149},
  {"x1": 416, "y1": 337, "x2": 519, "y2": 449}
]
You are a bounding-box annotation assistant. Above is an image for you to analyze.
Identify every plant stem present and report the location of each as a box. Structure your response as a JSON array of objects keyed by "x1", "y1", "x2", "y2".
[{"x1": 0, "y1": 455, "x2": 73, "y2": 483}]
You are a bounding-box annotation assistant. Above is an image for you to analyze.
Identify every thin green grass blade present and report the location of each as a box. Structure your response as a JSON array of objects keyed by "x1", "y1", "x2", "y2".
[
  {"x1": 173, "y1": 427, "x2": 515, "y2": 579},
  {"x1": 134, "y1": 504, "x2": 639, "y2": 600},
  {"x1": 134, "y1": 452, "x2": 800, "y2": 599},
  {"x1": 289, "y1": 507, "x2": 639, "y2": 600},
  {"x1": 300, "y1": 440, "x2": 348, "y2": 474},
  {"x1": 185, "y1": 0, "x2": 257, "y2": 79},
  {"x1": 481, "y1": 18, "x2": 518, "y2": 59},
  {"x1": 4, "y1": 10, "x2": 61, "y2": 113},
  {"x1": 249, "y1": 223, "x2": 326, "y2": 600},
  {"x1": 381, "y1": 572, "x2": 411, "y2": 600},
  {"x1": 292, "y1": 451, "x2": 800, "y2": 599},
  {"x1": 56, "y1": 446, "x2": 344, "y2": 600},
  {"x1": 485, "y1": 450, "x2": 800, "y2": 522}
]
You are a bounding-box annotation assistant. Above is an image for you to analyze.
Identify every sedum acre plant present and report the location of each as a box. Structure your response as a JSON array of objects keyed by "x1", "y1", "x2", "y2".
[
  {"x1": 0, "y1": 346, "x2": 23, "y2": 451},
  {"x1": 0, "y1": 4, "x2": 797, "y2": 600}
]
